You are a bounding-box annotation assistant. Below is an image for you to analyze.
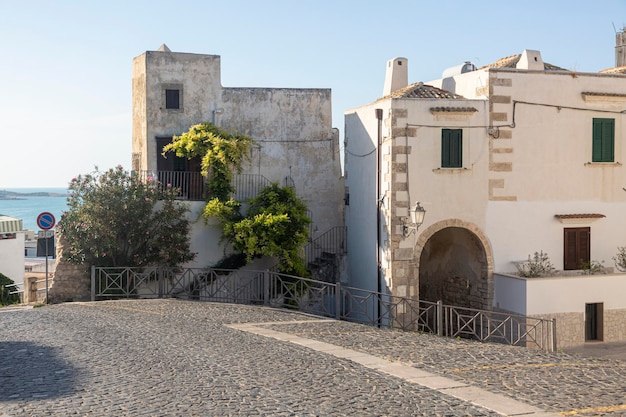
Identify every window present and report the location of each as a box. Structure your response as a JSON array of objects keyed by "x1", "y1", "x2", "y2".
[
  {"x1": 563, "y1": 227, "x2": 590, "y2": 270},
  {"x1": 165, "y1": 89, "x2": 180, "y2": 109},
  {"x1": 442, "y1": 129, "x2": 462, "y2": 168},
  {"x1": 592, "y1": 118, "x2": 614, "y2": 162}
]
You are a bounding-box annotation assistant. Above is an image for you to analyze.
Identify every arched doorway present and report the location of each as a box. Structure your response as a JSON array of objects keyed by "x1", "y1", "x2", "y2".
[{"x1": 417, "y1": 221, "x2": 492, "y2": 310}]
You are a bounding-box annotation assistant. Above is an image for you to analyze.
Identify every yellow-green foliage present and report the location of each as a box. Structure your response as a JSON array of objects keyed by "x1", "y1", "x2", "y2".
[{"x1": 163, "y1": 123, "x2": 254, "y2": 201}]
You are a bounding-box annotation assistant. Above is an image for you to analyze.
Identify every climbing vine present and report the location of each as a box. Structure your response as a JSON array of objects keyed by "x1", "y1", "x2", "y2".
[
  {"x1": 169, "y1": 122, "x2": 310, "y2": 274},
  {"x1": 163, "y1": 123, "x2": 254, "y2": 201},
  {"x1": 229, "y1": 184, "x2": 310, "y2": 276}
]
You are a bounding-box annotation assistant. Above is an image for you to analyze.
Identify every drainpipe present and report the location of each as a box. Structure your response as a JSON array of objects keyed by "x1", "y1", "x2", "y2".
[{"x1": 375, "y1": 108, "x2": 383, "y2": 326}]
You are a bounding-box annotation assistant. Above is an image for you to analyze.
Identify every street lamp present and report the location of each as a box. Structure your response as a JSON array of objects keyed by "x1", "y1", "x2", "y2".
[{"x1": 402, "y1": 201, "x2": 426, "y2": 238}]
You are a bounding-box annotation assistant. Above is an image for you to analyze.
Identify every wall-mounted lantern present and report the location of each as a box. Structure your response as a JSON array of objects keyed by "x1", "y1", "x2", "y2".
[{"x1": 402, "y1": 201, "x2": 426, "y2": 238}]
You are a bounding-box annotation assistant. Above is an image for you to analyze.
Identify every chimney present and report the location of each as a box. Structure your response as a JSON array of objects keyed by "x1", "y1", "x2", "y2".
[
  {"x1": 516, "y1": 50, "x2": 544, "y2": 70},
  {"x1": 616, "y1": 29, "x2": 626, "y2": 67},
  {"x1": 383, "y1": 57, "x2": 408, "y2": 96}
]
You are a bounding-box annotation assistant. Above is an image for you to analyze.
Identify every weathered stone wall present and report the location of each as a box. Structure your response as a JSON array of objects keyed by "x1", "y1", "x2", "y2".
[
  {"x1": 535, "y1": 308, "x2": 626, "y2": 349},
  {"x1": 533, "y1": 312, "x2": 584, "y2": 349},
  {"x1": 47, "y1": 235, "x2": 90, "y2": 303},
  {"x1": 49, "y1": 262, "x2": 90, "y2": 303},
  {"x1": 605, "y1": 308, "x2": 626, "y2": 342}
]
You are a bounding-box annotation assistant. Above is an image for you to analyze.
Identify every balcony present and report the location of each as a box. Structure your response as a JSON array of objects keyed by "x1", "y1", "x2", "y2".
[{"x1": 132, "y1": 171, "x2": 275, "y2": 202}]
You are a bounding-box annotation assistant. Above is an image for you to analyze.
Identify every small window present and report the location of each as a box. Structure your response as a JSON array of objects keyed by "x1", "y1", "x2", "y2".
[
  {"x1": 564, "y1": 227, "x2": 590, "y2": 270},
  {"x1": 592, "y1": 118, "x2": 614, "y2": 162},
  {"x1": 442, "y1": 129, "x2": 462, "y2": 168},
  {"x1": 165, "y1": 89, "x2": 180, "y2": 109}
]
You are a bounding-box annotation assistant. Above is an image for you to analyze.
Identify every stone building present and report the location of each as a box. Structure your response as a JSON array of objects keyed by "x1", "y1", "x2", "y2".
[
  {"x1": 132, "y1": 45, "x2": 344, "y2": 268},
  {"x1": 344, "y1": 40, "x2": 626, "y2": 347}
]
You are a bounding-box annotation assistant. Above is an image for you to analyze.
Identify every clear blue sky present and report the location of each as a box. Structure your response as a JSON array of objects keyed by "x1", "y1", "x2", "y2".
[{"x1": 1, "y1": 0, "x2": 625, "y2": 188}]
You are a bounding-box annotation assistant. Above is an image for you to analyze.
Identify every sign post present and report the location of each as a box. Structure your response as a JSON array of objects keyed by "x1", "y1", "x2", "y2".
[{"x1": 37, "y1": 212, "x2": 56, "y2": 304}]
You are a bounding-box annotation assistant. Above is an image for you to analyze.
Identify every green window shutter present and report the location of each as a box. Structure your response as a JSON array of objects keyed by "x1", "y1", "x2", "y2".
[
  {"x1": 442, "y1": 129, "x2": 462, "y2": 168},
  {"x1": 592, "y1": 118, "x2": 614, "y2": 162}
]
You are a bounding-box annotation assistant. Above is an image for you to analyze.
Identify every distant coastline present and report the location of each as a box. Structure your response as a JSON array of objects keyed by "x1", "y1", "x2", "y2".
[{"x1": 0, "y1": 190, "x2": 68, "y2": 200}]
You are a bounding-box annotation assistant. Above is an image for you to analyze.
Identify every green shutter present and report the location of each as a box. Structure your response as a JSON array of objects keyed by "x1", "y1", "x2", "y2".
[
  {"x1": 592, "y1": 118, "x2": 614, "y2": 162},
  {"x1": 442, "y1": 129, "x2": 462, "y2": 168},
  {"x1": 442, "y1": 129, "x2": 451, "y2": 167}
]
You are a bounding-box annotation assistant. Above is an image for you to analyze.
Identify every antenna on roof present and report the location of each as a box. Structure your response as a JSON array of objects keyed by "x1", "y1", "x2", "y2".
[{"x1": 613, "y1": 22, "x2": 618, "y2": 34}]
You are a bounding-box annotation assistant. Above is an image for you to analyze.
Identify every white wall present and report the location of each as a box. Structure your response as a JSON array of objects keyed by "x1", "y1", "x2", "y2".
[
  {"x1": 182, "y1": 201, "x2": 228, "y2": 269},
  {"x1": 401, "y1": 99, "x2": 490, "y2": 239},
  {"x1": 0, "y1": 232, "x2": 25, "y2": 286},
  {"x1": 494, "y1": 272, "x2": 626, "y2": 315},
  {"x1": 344, "y1": 104, "x2": 380, "y2": 292},
  {"x1": 487, "y1": 201, "x2": 626, "y2": 273}
]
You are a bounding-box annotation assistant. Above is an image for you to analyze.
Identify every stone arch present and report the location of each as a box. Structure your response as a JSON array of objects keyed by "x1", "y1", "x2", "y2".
[{"x1": 415, "y1": 219, "x2": 494, "y2": 310}]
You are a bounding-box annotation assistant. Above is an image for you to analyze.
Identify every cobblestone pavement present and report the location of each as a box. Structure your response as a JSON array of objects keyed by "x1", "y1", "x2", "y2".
[{"x1": 0, "y1": 300, "x2": 624, "y2": 416}]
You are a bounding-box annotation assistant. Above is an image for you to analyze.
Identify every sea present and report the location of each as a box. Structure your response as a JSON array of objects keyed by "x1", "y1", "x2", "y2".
[{"x1": 0, "y1": 188, "x2": 70, "y2": 232}]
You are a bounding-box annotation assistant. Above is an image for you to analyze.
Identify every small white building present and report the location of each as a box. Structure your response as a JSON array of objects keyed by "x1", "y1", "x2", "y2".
[
  {"x1": 0, "y1": 215, "x2": 25, "y2": 289},
  {"x1": 345, "y1": 38, "x2": 626, "y2": 347}
]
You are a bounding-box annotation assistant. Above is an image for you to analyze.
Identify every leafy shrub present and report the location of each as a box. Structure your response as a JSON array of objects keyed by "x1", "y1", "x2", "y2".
[
  {"x1": 516, "y1": 251, "x2": 556, "y2": 278},
  {"x1": 579, "y1": 259, "x2": 606, "y2": 275},
  {"x1": 0, "y1": 273, "x2": 20, "y2": 306},
  {"x1": 58, "y1": 166, "x2": 195, "y2": 268},
  {"x1": 613, "y1": 247, "x2": 626, "y2": 272}
]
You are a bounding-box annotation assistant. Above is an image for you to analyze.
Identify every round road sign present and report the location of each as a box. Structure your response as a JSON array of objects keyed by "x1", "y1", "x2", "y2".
[{"x1": 37, "y1": 212, "x2": 56, "y2": 230}]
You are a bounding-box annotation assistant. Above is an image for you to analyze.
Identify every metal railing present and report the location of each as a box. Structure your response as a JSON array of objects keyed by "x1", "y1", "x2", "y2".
[
  {"x1": 232, "y1": 173, "x2": 273, "y2": 201},
  {"x1": 92, "y1": 266, "x2": 556, "y2": 351},
  {"x1": 304, "y1": 226, "x2": 347, "y2": 267},
  {"x1": 133, "y1": 171, "x2": 281, "y2": 203},
  {"x1": 133, "y1": 170, "x2": 206, "y2": 201}
]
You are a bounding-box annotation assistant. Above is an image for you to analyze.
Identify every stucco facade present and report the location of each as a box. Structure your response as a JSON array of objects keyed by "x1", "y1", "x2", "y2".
[
  {"x1": 0, "y1": 215, "x2": 25, "y2": 290},
  {"x1": 345, "y1": 47, "x2": 626, "y2": 346},
  {"x1": 132, "y1": 45, "x2": 344, "y2": 268}
]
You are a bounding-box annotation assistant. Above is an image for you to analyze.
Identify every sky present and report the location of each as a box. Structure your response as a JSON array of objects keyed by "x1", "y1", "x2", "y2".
[{"x1": 1, "y1": 0, "x2": 626, "y2": 188}]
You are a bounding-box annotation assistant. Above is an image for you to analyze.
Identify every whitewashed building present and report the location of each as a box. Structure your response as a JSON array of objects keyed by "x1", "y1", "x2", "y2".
[
  {"x1": 345, "y1": 38, "x2": 626, "y2": 347},
  {"x1": 132, "y1": 45, "x2": 344, "y2": 269},
  {"x1": 0, "y1": 215, "x2": 25, "y2": 289}
]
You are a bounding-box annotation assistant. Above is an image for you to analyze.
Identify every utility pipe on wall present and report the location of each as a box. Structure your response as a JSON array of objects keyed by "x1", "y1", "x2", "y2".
[{"x1": 375, "y1": 108, "x2": 383, "y2": 325}]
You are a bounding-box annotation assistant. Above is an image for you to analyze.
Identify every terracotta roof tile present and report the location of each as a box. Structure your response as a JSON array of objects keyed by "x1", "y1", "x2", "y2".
[
  {"x1": 554, "y1": 214, "x2": 606, "y2": 219},
  {"x1": 479, "y1": 53, "x2": 569, "y2": 71},
  {"x1": 599, "y1": 66, "x2": 626, "y2": 74},
  {"x1": 382, "y1": 82, "x2": 464, "y2": 100},
  {"x1": 430, "y1": 107, "x2": 478, "y2": 113}
]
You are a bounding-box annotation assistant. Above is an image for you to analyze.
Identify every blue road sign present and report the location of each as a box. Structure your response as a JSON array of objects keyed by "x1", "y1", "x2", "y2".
[{"x1": 37, "y1": 212, "x2": 56, "y2": 230}]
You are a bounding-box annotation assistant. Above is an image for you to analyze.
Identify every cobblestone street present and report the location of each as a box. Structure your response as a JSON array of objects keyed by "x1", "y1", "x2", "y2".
[{"x1": 0, "y1": 299, "x2": 624, "y2": 416}]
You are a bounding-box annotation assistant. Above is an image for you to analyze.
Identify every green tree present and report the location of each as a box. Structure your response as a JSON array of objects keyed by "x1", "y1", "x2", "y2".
[
  {"x1": 229, "y1": 184, "x2": 310, "y2": 275},
  {"x1": 58, "y1": 166, "x2": 196, "y2": 267},
  {"x1": 163, "y1": 123, "x2": 254, "y2": 201},
  {"x1": 0, "y1": 272, "x2": 20, "y2": 306}
]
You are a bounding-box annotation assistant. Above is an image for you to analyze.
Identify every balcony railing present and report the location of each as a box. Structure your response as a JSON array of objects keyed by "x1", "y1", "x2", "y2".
[
  {"x1": 133, "y1": 170, "x2": 206, "y2": 201},
  {"x1": 133, "y1": 171, "x2": 279, "y2": 202}
]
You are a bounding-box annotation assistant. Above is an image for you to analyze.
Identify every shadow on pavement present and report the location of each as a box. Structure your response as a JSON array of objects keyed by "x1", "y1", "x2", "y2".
[
  {"x1": 0, "y1": 341, "x2": 76, "y2": 401},
  {"x1": 563, "y1": 340, "x2": 626, "y2": 361}
]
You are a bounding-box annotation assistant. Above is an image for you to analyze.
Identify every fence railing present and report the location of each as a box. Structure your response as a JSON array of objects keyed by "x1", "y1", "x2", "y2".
[
  {"x1": 231, "y1": 173, "x2": 273, "y2": 201},
  {"x1": 92, "y1": 266, "x2": 556, "y2": 351},
  {"x1": 133, "y1": 170, "x2": 206, "y2": 201},
  {"x1": 304, "y1": 226, "x2": 347, "y2": 266},
  {"x1": 132, "y1": 171, "x2": 279, "y2": 203}
]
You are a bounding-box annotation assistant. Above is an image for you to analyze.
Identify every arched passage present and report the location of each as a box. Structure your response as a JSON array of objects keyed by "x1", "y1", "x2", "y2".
[{"x1": 416, "y1": 220, "x2": 493, "y2": 310}]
